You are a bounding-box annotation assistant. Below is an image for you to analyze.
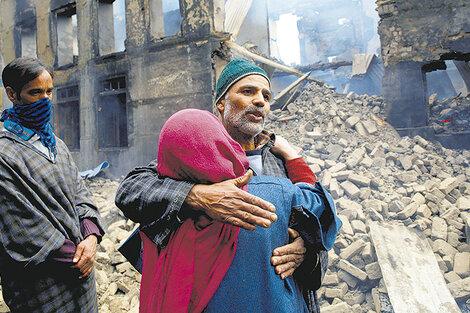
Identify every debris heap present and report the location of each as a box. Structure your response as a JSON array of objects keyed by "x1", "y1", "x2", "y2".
[
  {"x1": 429, "y1": 93, "x2": 470, "y2": 134},
  {"x1": 266, "y1": 83, "x2": 470, "y2": 312}
]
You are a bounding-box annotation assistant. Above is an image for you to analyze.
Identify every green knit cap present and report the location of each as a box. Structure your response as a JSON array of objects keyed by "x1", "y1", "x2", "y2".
[{"x1": 215, "y1": 59, "x2": 270, "y2": 104}]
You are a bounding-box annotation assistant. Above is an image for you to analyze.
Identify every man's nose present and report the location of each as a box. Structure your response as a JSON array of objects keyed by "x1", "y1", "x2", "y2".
[{"x1": 252, "y1": 91, "x2": 266, "y2": 107}]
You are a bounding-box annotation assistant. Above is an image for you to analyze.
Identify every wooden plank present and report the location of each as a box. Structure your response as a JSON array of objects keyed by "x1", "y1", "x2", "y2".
[
  {"x1": 224, "y1": 41, "x2": 324, "y2": 86},
  {"x1": 274, "y1": 71, "x2": 310, "y2": 103},
  {"x1": 224, "y1": 0, "x2": 253, "y2": 40},
  {"x1": 369, "y1": 222, "x2": 461, "y2": 313}
]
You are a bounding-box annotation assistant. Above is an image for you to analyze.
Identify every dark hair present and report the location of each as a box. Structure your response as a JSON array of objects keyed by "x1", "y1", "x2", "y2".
[{"x1": 2, "y1": 57, "x2": 54, "y2": 94}]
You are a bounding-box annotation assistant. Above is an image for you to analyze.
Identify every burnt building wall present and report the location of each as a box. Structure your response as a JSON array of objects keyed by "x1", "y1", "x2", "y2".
[
  {"x1": 377, "y1": 0, "x2": 470, "y2": 147},
  {"x1": 0, "y1": 0, "x2": 227, "y2": 175}
]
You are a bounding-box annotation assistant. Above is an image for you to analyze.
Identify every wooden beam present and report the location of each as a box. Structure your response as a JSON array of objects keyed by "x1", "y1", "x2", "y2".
[
  {"x1": 269, "y1": 71, "x2": 310, "y2": 109},
  {"x1": 224, "y1": 41, "x2": 324, "y2": 85},
  {"x1": 224, "y1": 0, "x2": 253, "y2": 41}
]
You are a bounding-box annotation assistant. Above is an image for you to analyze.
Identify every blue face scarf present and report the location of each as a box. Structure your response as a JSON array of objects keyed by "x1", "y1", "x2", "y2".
[{"x1": 1, "y1": 97, "x2": 57, "y2": 156}]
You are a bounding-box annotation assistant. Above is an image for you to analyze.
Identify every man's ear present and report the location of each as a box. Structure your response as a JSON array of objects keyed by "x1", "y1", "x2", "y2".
[
  {"x1": 216, "y1": 98, "x2": 225, "y2": 114},
  {"x1": 5, "y1": 86, "x2": 18, "y2": 103}
]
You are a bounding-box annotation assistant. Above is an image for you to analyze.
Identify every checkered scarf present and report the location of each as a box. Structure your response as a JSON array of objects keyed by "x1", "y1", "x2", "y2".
[{"x1": 1, "y1": 97, "x2": 57, "y2": 155}]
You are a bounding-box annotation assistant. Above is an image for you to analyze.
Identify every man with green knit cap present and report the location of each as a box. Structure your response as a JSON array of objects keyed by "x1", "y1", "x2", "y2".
[{"x1": 116, "y1": 59, "x2": 326, "y2": 312}]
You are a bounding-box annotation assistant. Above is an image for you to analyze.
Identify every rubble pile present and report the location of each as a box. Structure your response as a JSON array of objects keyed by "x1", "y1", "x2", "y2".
[
  {"x1": 86, "y1": 178, "x2": 141, "y2": 313},
  {"x1": 266, "y1": 83, "x2": 470, "y2": 312},
  {"x1": 429, "y1": 93, "x2": 470, "y2": 134}
]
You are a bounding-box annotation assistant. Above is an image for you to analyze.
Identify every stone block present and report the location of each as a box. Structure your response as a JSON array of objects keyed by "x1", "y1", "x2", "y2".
[
  {"x1": 454, "y1": 252, "x2": 470, "y2": 278},
  {"x1": 431, "y1": 217, "x2": 448, "y2": 241},
  {"x1": 348, "y1": 173, "x2": 371, "y2": 187},
  {"x1": 463, "y1": 213, "x2": 470, "y2": 245},
  {"x1": 343, "y1": 290, "x2": 366, "y2": 306},
  {"x1": 341, "y1": 181, "x2": 361, "y2": 198},
  {"x1": 328, "y1": 250, "x2": 340, "y2": 267},
  {"x1": 355, "y1": 122, "x2": 368, "y2": 136},
  {"x1": 388, "y1": 200, "x2": 405, "y2": 213},
  {"x1": 345, "y1": 114, "x2": 360, "y2": 128},
  {"x1": 337, "y1": 259, "x2": 368, "y2": 281},
  {"x1": 323, "y1": 272, "x2": 340, "y2": 285},
  {"x1": 397, "y1": 171, "x2": 418, "y2": 184},
  {"x1": 362, "y1": 119, "x2": 377, "y2": 135},
  {"x1": 443, "y1": 255, "x2": 454, "y2": 269},
  {"x1": 335, "y1": 238, "x2": 349, "y2": 249},
  {"x1": 441, "y1": 207, "x2": 461, "y2": 222},
  {"x1": 337, "y1": 269, "x2": 359, "y2": 288},
  {"x1": 339, "y1": 239, "x2": 366, "y2": 260},
  {"x1": 435, "y1": 254, "x2": 449, "y2": 272},
  {"x1": 447, "y1": 277, "x2": 470, "y2": 302},
  {"x1": 457, "y1": 197, "x2": 470, "y2": 210},
  {"x1": 321, "y1": 302, "x2": 352, "y2": 313},
  {"x1": 410, "y1": 192, "x2": 426, "y2": 205},
  {"x1": 350, "y1": 220, "x2": 367, "y2": 234},
  {"x1": 346, "y1": 148, "x2": 365, "y2": 169},
  {"x1": 399, "y1": 155, "x2": 413, "y2": 171},
  {"x1": 325, "y1": 282, "x2": 348, "y2": 299},
  {"x1": 333, "y1": 170, "x2": 353, "y2": 181},
  {"x1": 447, "y1": 232, "x2": 460, "y2": 248},
  {"x1": 439, "y1": 177, "x2": 459, "y2": 195},
  {"x1": 365, "y1": 262, "x2": 382, "y2": 280},
  {"x1": 338, "y1": 215, "x2": 354, "y2": 236},
  {"x1": 444, "y1": 271, "x2": 462, "y2": 283},
  {"x1": 362, "y1": 242, "x2": 375, "y2": 263},
  {"x1": 396, "y1": 202, "x2": 419, "y2": 219},
  {"x1": 330, "y1": 162, "x2": 347, "y2": 173},
  {"x1": 432, "y1": 239, "x2": 458, "y2": 257},
  {"x1": 330, "y1": 178, "x2": 342, "y2": 199},
  {"x1": 413, "y1": 144, "x2": 427, "y2": 154}
]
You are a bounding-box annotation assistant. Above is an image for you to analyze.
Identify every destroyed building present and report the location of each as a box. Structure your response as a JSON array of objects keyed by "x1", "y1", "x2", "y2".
[
  {"x1": 0, "y1": 0, "x2": 383, "y2": 175},
  {"x1": 376, "y1": 0, "x2": 470, "y2": 148},
  {"x1": 0, "y1": 0, "x2": 226, "y2": 176}
]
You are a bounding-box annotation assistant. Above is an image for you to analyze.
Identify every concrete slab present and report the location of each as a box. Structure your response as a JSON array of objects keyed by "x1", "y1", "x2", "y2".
[{"x1": 369, "y1": 222, "x2": 461, "y2": 313}]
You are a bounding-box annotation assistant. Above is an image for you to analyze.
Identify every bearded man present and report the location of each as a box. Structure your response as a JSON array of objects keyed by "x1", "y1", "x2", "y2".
[{"x1": 116, "y1": 59, "x2": 328, "y2": 312}]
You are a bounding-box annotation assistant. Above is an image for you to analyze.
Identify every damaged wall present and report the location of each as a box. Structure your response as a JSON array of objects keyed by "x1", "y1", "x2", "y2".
[
  {"x1": 377, "y1": 0, "x2": 470, "y2": 147},
  {"x1": 0, "y1": 0, "x2": 227, "y2": 175}
]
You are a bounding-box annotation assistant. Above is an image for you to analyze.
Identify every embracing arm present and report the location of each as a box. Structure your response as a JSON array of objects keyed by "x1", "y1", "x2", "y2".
[{"x1": 115, "y1": 160, "x2": 277, "y2": 245}]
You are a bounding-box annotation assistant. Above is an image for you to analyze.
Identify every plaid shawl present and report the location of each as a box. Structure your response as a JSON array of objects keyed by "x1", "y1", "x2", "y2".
[{"x1": 0, "y1": 130, "x2": 103, "y2": 313}]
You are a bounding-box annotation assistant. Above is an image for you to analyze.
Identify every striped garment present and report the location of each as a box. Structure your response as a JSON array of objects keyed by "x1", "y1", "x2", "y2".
[
  {"x1": 0, "y1": 130, "x2": 103, "y2": 313},
  {"x1": 115, "y1": 130, "x2": 326, "y2": 313}
]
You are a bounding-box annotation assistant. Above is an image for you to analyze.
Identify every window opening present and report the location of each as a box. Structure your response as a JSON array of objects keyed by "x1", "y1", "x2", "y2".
[
  {"x1": 162, "y1": 0, "x2": 182, "y2": 37},
  {"x1": 98, "y1": 76, "x2": 128, "y2": 148},
  {"x1": 98, "y1": 0, "x2": 126, "y2": 55},
  {"x1": 20, "y1": 20, "x2": 37, "y2": 58},
  {"x1": 55, "y1": 85, "x2": 80, "y2": 150},
  {"x1": 56, "y1": 5, "x2": 78, "y2": 66}
]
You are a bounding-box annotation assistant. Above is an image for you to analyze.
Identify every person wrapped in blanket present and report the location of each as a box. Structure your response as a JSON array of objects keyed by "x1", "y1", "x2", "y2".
[
  {"x1": 0, "y1": 58, "x2": 104, "y2": 313},
  {"x1": 138, "y1": 108, "x2": 342, "y2": 313}
]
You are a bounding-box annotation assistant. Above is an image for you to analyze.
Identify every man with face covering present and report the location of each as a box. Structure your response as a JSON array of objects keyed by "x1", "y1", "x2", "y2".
[
  {"x1": 0, "y1": 57, "x2": 104, "y2": 313},
  {"x1": 116, "y1": 59, "x2": 330, "y2": 312}
]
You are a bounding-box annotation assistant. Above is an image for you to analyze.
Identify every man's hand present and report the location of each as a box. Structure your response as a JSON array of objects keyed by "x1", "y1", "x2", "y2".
[
  {"x1": 270, "y1": 135, "x2": 301, "y2": 161},
  {"x1": 185, "y1": 170, "x2": 277, "y2": 230},
  {"x1": 73, "y1": 235, "x2": 98, "y2": 279},
  {"x1": 271, "y1": 228, "x2": 306, "y2": 279}
]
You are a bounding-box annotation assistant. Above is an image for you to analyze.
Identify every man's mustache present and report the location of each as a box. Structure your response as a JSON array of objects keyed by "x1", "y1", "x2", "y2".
[{"x1": 245, "y1": 107, "x2": 266, "y2": 119}]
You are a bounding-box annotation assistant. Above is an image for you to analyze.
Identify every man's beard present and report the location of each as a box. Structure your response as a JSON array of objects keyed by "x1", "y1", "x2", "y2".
[{"x1": 223, "y1": 99, "x2": 266, "y2": 139}]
